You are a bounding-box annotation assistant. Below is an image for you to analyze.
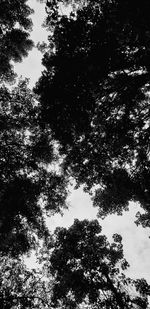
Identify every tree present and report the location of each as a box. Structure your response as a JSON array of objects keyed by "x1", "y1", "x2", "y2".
[
  {"x1": 0, "y1": 222, "x2": 149, "y2": 309},
  {"x1": 0, "y1": 79, "x2": 68, "y2": 256},
  {"x1": 35, "y1": 0, "x2": 150, "y2": 225},
  {"x1": 47, "y1": 219, "x2": 149, "y2": 309},
  {"x1": 0, "y1": 0, "x2": 34, "y2": 82},
  {"x1": 0, "y1": 254, "x2": 52, "y2": 308}
]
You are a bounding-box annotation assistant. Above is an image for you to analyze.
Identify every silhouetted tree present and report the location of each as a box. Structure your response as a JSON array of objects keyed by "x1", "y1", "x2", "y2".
[
  {"x1": 0, "y1": 0, "x2": 33, "y2": 82},
  {"x1": 0, "y1": 79, "x2": 68, "y2": 256},
  {"x1": 0, "y1": 254, "x2": 53, "y2": 308},
  {"x1": 0, "y1": 225, "x2": 149, "y2": 309},
  {"x1": 35, "y1": 0, "x2": 150, "y2": 226},
  {"x1": 47, "y1": 219, "x2": 149, "y2": 309}
]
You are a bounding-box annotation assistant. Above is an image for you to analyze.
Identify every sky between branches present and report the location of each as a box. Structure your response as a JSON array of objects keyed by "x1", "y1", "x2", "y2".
[{"x1": 15, "y1": 0, "x2": 150, "y2": 282}]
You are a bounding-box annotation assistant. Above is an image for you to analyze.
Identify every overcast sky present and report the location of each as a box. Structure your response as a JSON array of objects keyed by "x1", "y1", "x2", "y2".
[{"x1": 17, "y1": 0, "x2": 150, "y2": 282}]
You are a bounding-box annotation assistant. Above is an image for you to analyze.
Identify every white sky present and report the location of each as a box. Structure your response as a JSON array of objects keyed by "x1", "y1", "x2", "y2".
[
  {"x1": 17, "y1": 0, "x2": 150, "y2": 283},
  {"x1": 15, "y1": 0, "x2": 48, "y2": 88}
]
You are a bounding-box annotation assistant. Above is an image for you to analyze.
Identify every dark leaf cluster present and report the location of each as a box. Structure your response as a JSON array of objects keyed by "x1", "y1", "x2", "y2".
[
  {"x1": 48, "y1": 219, "x2": 149, "y2": 309},
  {"x1": 35, "y1": 0, "x2": 150, "y2": 226},
  {"x1": 0, "y1": 0, "x2": 34, "y2": 82},
  {"x1": 0, "y1": 80, "x2": 68, "y2": 256}
]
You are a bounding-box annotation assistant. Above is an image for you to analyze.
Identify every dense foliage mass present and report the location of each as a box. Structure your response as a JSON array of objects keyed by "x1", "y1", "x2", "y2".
[
  {"x1": 0, "y1": 255, "x2": 52, "y2": 308},
  {"x1": 48, "y1": 219, "x2": 150, "y2": 309},
  {"x1": 0, "y1": 221, "x2": 149, "y2": 309},
  {"x1": 0, "y1": 80, "x2": 68, "y2": 256},
  {"x1": 0, "y1": 0, "x2": 68, "y2": 256},
  {"x1": 0, "y1": 0, "x2": 150, "y2": 308},
  {"x1": 35, "y1": 0, "x2": 150, "y2": 227},
  {"x1": 0, "y1": 0, "x2": 34, "y2": 82}
]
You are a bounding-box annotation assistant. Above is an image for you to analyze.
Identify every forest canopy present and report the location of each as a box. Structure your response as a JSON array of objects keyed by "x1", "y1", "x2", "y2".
[
  {"x1": 1, "y1": 0, "x2": 150, "y2": 308},
  {"x1": 0, "y1": 1, "x2": 68, "y2": 256},
  {"x1": 0, "y1": 0, "x2": 34, "y2": 82},
  {"x1": 35, "y1": 0, "x2": 150, "y2": 227}
]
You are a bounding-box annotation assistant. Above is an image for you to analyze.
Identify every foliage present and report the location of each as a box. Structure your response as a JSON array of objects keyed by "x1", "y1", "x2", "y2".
[
  {"x1": 0, "y1": 79, "x2": 68, "y2": 256},
  {"x1": 0, "y1": 223, "x2": 149, "y2": 309},
  {"x1": 48, "y1": 219, "x2": 149, "y2": 308},
  {"x1": 0, "y1": 254, "x2": 52, "y2": 308},
  {"x1": 35, "y1": 0, "x2": 150, "y2": 226},
  {"x1": 0, "y1": 2, "x2": 150, "y2": 307},
  {"x1": 0, "y1": 0, "x2": 34, "y2": 82},
  {"x1": 0, "y1": 221, "x2": 149, "y2": 309}
]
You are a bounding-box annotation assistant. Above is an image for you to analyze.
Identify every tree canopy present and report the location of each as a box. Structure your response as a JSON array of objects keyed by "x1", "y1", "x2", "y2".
[
  {"x1": 0, "y1": 0, "x2": 33, "y2": 82},
  {"x1": 0, "y1": 79, "x2": 68, "y2": 256},
  {"x1": 35, "y1": 0, "x2": 150, "y2": 226},
  {"x1": 0, "y1": 1, "x2": 150, "y2": 308},
  {"x1": 0, "y1": 0, "x2": 68, "y2": 257},
  {"x1": 47, "y1": 219, "x2": 150, "y2": 309},
  {"x1": 0, "y1": 220, "x2": 150, "y2": 309},
  {"x1": 0, "y1": 254, "x2": 52, "y2": 308}
]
